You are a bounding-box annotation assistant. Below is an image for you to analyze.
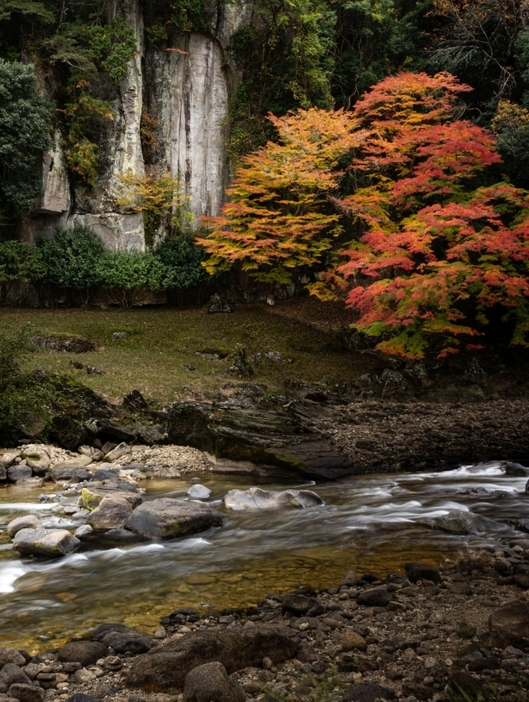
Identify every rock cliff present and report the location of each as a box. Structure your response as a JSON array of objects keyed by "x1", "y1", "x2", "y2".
[{"x1": 25, "y1": 0, "x2": 251, "y2": 251}]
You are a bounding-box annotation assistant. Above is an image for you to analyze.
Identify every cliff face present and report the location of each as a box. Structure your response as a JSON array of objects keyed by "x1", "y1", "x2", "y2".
[{"x1": 25, "y1": 0, "x2": 251, "y2": 251}]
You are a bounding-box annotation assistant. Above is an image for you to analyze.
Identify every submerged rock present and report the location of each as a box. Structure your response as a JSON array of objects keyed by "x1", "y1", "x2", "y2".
[
  {"x1": 124, "y1": 498, "x2": 221, "y2": 539},
  {"x1": 224, "y1": 487, "x2": 323, "y2": 511},
  {"x1": 12, "y1": 528, "x2": 80, "y2": 558},
  {"x1": 418, "y1": 510, "x2": 502, "y2": 535}
]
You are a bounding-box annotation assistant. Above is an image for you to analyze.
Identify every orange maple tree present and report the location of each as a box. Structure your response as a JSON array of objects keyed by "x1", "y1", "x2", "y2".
[{"x1": 201, "y1": 72, "x2": 529, "y2": 358}]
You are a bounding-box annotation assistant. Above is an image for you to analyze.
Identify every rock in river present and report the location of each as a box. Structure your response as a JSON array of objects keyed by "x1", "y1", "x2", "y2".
[
  {"x1": 7, "y1": 515, "x2": 41, "y2": 537},
  {"x1": 224, "y1": 487, "x2": 323, "y2": 510},
  {"x1": 86, "y1": 495, "x2": 135, "y2": 531},
  {"x1": 418, "y1": 510, "x2": 502, "y2": 535},
  {"x1": 12, "y1": 528, "x2": 80, "y2": 558},
  {"x1": 124, "y1": 498, "x2": 221, "y2": 539}
]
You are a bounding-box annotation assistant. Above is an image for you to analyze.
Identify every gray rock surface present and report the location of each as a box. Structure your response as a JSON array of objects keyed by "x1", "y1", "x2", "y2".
[
  {"x1": 187, "y1": 484, "x2": 212, "y2": 499},
  {"x1": 86, "y1": 495, "x2": 134, "y2": 530},
  {"x1": 12, "y1": 528, "x2": 80, "y2": 558},
  {"x1": 7, "y1": 515, "x2": 41, "y2": 538},
  {"x1": 58, "y1": 641, "x2": 108, "y2": 667},
  {"x1": 124, "y1": 498, "x2": 221, "y2": 538},
  {"x1": 485, "y1": 599, "x2": 529, "y2": 648},
  {"x1": 183, "y1": 661, "x2": 245, "y2": 702}
]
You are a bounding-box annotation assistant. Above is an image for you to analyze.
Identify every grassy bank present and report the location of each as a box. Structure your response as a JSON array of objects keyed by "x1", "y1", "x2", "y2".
[{"x1": 0, "y1": 300, "x2": 378, "y2": 403}]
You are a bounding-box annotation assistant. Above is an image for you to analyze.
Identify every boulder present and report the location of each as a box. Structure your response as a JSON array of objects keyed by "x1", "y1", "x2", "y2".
[
  {"x1": 504, "y1": 462, "x2": 529, "y2": 477},
  {"x1": 405, "y1": 563, "x2": 442, "y2": 584},
  {"x1": 101, "y1": 631, "x2": 152, "y2": 654},
  {"x1": 127, "y1": 624, "x2": 298, "y2": 691},
  {"x1": 281, "y1": 593, "x2": 324, "y2": 617},
  {"x1": 356, "y1": 588, "x2": 392, "y2": 607},
  {"x1": 12, "y1": 528, "x2": 80, "y2": 558},
  {"x1": 187, "y1": 484, "x2": 212, "y2": 499},
  {"x1": 21, "y1": 446, "x2": 50, "y2": 475},
  {"x1": 0, "y1": 664, "x2": 30, "y2": 693},
  {"x1": 0, "y1": 451, "x2": 20, "y2": 467},
  {"x1": 0, "y1": 648, "x2": 26, "y2": 667},
  {"x1": 49, "y1": 415, "x2": 88, "y2": 451},
  {"x1": 7, "y1": 515, "x2": 41, "y2": 538},
  {"x1": 86, "y1": 495, "x2": 134, "y2": 531},
  {"x1": 125, "y1": 498, "x2": 221, "y2": 539},
  {"x1": 53, "y1": 467, "x2": 93, "y2": 482},
  {"x1": 7, "y1": 465, "x2": 32, "y2": 482},
  {"x1": 418, "y1": 510, "x2": 501, "y2": 535},
  {"x1": 80, "y1": 486, "x2": 141, "y2": 511},
  {"x1": 484, "y1": 600, "x2": 529, "y2": 648},
  {"x1": 168, "y1": 402, "x2": 352, "y2": 479},
  {"x1": 74, "y1": 524, "x2": 93, "y2": 539},
  {"x1": 58, "y1": 641, "x2": 108, "y2": 666},
  {"x1": 103, "y1": 442, "x2": 132, "y2": 462},
  {"x1": 224, "y1": 487, "x2": 323, "y2": 511},
  {"x1": 183, "y1": 661, "x2": 245, "y2": 702}
]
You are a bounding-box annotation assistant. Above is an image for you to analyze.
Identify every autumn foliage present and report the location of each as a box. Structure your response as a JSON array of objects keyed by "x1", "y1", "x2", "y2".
[{"x1": 201, "y1": 72, "x2": 529, "y2": 359}]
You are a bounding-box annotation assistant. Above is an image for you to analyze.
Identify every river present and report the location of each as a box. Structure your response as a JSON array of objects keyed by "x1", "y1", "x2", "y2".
[{"x1": 0, "y1": 462, "x2": 527, "y2": 653}]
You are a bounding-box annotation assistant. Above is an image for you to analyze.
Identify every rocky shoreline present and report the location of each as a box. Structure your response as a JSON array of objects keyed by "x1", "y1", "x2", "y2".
[{"x1": 1, "y1": 542, "x2": 529, "y2": 702}]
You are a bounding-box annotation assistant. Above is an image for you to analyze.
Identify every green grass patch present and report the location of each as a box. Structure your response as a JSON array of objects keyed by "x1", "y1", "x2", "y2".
[{"x1": 0, "y1": 303, "x2": 378, "y2": 403}]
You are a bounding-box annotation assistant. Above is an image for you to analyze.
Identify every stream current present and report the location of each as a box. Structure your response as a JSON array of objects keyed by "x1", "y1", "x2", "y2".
[{"x1": 0, "y1": 461, "x2": 527, "y2": 652}]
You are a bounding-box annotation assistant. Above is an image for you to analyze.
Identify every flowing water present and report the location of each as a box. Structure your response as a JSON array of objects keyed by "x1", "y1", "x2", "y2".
[{"x1": 0, "y1": 462, "x2": 527, "y2": 653}]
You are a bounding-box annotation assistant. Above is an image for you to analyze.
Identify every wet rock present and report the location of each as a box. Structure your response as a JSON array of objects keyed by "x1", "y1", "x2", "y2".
[
  {"x1": 224, "y1": 487, "x2": 323, "y2": 511},
  {"x1": 79, "y1": 486, "x2": 141, "y2": 511},
  {"x1": 484, "y1": 599, "x2": 529, "y2": 648},
  {"x1": 125, "y1": 498, "x2": 222, "y2": 539},
  {"x1": 6, "y1": 515, "x2": 41, "y2": 538},
  {"x1": 356, "y1": 588, "x2": 392, "y2": 607},
  {"x1": 405, "y1": 563, "x2": 442, "y2": 584},
  {"x1": 183, "y1": 661, "x2": 245, "y2": 702},
  {"x1": 419, "y1": 510, "x2": 501, "y2": 535},
  {"x1": 7, "y1": 465, "x2": 32, "y2": 482},
  {"x1": 342, "y1": 682, "x2": 395, "y2": 702},
  {"x1": 127, "y1": 624, "x2": 298, "y2": 692},
  {"x1": 58, "y1": 641, "x2": 108, "y2": 667},
  {"x1": 9, "y1": 683, "x2": 44, "y2": 702},
  {"x1": 12, "y1": 528, "x2": 80, "y2": 558},
  {"x1": 74, "y1": 524, "x2": 93, "y2": 539},
  {"x1": 0, "y1": 665, "x2": 30, "y2": 693},
  {"x1": 187, "y1": 484, "x2": 212, "y2": 499},
  {"x1": 504, "y1": 462, "x2": 529, "y2": 476},
  {"x1": 86, "y1": 495, "x2": 134, "y2": 531}
]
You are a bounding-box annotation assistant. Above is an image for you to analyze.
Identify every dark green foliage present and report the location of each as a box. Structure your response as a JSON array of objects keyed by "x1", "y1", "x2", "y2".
[
  {"x1": 37, "y1": 225, "x2": 104, "y2": 293},
  {"x1": 0, "y1": 326, "x2": 55, "y2": 445},
  {"x1": 0, "y1": 240, "x2": 46, "y2": 304},
  {"x1": 0, "y1": 59, "x2": 53, "y2": 221},
  {"x1": 95, "y1": 250, "x2": 165, "y2": 307},
  {"x1": 143, "y1": 0, "x2": 210, "y2": 43},
  {"x1": 154, "y1": 235, "x2": 211, "y2": 291}
]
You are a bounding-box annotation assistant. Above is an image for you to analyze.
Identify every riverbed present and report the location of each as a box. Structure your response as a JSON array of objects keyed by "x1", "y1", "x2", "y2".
[{"x1": 0, "y1": 462, "x2": 527, "y2": 654}]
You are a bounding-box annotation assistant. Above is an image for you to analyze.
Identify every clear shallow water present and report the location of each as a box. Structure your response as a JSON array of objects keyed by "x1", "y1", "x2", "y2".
[{"x1": 0, "y1": 462, "x2": 527, "y2": 653}]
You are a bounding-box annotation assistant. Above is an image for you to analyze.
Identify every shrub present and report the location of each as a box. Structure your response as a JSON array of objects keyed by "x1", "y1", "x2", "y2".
[
  {"x1": 37, "y1": 225, "x2": 105, "y2": 304},
  {"x1": 154, "y1": 235, "x2": 211, "y2": 290},
  {"x1": 0, "y1": 240, "x2": 46, "y2": 304},
  {"x1": 96, "y1": 250, "x2": 165, "y2": 307},
  {"x1": 0, "y1": 60, "x2": 53, "y2": 223}
]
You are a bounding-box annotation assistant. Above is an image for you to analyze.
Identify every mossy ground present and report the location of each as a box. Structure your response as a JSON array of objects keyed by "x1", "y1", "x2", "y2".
[{"x1": 0, "y1": 300, "x2": 380, "y2": 403}]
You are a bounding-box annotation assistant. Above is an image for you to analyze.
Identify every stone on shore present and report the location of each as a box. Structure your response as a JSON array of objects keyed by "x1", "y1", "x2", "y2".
[
  {"x1": 127, "y1": 624, "x2": 298, "y2": 691},
  {"x1": 0, "y1": 648, "x2": 26, "y2": 667},
  {"x1": 224, "y1": 487, "x2": 323, "y2": 510},
  {"x1": 356, "y1": 588, "x2": 392, "y2": 607},
  {"x1": 12, "y1": 528, "x2": 80, "y2": 558},
  {"x1": 0, "y1": 664, "x2": 30, "y2": 692},
  {"x1": 124, "y1": 498, "x2": 221, "y2": 539},
  {"x1": 183, "y1": 661, "x2": 245, "y2": 702},
  {"x1": 484, "y1": 599, "x2": 529, "y2": 648},
  {"x1": 10, "y1": 682, "x2": 44, "y2": 702},
  {"x1": 58, "y1": 641, "x2": 108, "y2": 667}
]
